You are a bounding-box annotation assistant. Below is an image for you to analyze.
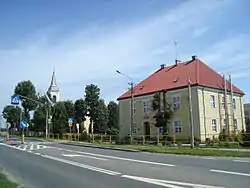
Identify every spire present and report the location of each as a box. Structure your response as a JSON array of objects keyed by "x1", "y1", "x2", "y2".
[{"x1": 48, "y1": 69, "x2": 59, "y2": 92}]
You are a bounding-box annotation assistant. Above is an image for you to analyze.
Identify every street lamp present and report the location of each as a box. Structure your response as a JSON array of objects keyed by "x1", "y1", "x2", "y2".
[{"x1": 116, "y1": 70, "x2": 134, "y2": 137}]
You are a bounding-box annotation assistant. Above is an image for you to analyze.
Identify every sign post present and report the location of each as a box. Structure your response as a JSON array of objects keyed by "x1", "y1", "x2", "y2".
[
  {"x1": 19, "y1": 121, "x2": 29, "y2": 144},
  {"x1": 10, "y1": 95, "x2": 20, "y2": 141},
  {"x1": 68, "y1": 118, "x2": 73, "y2": 140}
]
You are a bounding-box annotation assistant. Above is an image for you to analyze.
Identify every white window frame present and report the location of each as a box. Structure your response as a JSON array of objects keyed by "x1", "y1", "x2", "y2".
[
  {"x1": 173, "y1": 119, "x2": 182, "y2": 133},
  {"x1": 142, "y1": 100, "x2": 150, "y2": 113},
  {"x1": 232, "y1": 98, "x2": 236, "y2": 109},
  {"x1": 210, "y1": 95, "x2": 216, "y2": 108},
  {"x1": 172, "y1": 95, "x2": 181, "y2": 110},
  {"x1": 212, "y1": 119, "x2": 217, "y2": 132}
]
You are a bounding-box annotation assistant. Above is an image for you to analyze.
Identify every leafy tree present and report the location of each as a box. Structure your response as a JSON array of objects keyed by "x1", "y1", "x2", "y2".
[
  {"x1": 94, "y1": 99, "x2": 108, "y2": 134},
  {"x1": 85, "y1": 84, "x2": 100, "y2": 125},
  {"x1": 2, "y1": 105, "x2": 23, "y2": 129},
  {"x1": 32, "y1": 106, "x2": 46, "y2": 132},
  {"x1": 152, "y1": 91, "x2": 174, "y2": 134},
  {"x1": 107, "y1": 101, "x2": 119, "y2": 135},
  {"x1": 74, "y1": 99, "x2": 87, "y2": 132},
  {"x1": 51, "y1": 102, "x2": 67, "y2": 138},
  {"x1": 63, "y1": 100, "x2": 74, "y2": 118},
  {"x1": 14, "y1": 80, "x2": 38, "y2": 121}
]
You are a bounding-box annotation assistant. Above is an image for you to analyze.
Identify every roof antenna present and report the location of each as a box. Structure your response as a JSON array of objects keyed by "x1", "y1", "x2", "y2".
[{"x1": 174, "y1": 40, "x2": 180, "y2": 65}]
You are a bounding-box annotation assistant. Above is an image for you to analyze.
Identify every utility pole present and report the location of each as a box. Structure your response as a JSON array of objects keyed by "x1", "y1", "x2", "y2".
[
  {"x1": 223, "y1": 75, "x2": 230, "y2": 135},
  {"x1": 129, "y1": 82, "x2": 134, "y2": 137},
  {"x1": 229, "y1": 75, "x2": 235, "y2": 132},
  {"x1": 188, "y1": 79, "x2": 194, "y2": 149}
]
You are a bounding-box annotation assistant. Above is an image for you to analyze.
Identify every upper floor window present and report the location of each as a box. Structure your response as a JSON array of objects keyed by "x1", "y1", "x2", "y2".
[
  {"x1": 142, "y1": 101, "x2": 150, "y2": 113},
  {"x1": 173, "y1": 120, "x2": 182, "y2": 133},
  {"x1": 172, "y1": 95, "x2": 181, "y2": 110},
  {"x1": 232, "y1": 98, "x2": 236, "y2": 109},
  {"x1": 212, "y1": 119, "x2": 217, "y2": 132},
  {"x1": 210, "y1": 95, "x2": 216, "y2": 108}
]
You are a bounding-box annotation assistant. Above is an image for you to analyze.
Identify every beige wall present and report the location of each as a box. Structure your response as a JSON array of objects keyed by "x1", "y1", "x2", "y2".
[
  {"x1": 118, "y1": 87, "x2": 201, "y2": 140},
  {"x1": 197, "y1": 87, "x2": 245, "y2": 140},
  {"x1": 119, "y1": 86, "x2": 245, "y2": 141}
]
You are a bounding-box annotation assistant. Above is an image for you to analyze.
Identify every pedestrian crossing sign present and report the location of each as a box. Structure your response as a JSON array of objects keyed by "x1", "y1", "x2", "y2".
[{"x1": 11, "y1": 95, "x2": 20, "y2": 105}]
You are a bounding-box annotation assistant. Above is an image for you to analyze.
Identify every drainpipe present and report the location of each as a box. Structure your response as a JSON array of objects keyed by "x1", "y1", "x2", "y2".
[{"x1": 202, "y1": 88, "x2": 207, "y2": 140}]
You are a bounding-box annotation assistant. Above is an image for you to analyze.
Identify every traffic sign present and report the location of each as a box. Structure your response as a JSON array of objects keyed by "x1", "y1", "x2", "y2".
[
  {"x1": 68, "y1": 118, "x2": 73, "y2": 124},
  {"x1": 19, "y1": 121, "x2": 29, "y2": 129},
  {"x1": 68, "y1": 123, "x2": 73, "y2": 127},
  {"x1": 76, "y1": 123, "x2": 79, "y2": 133},
  {"x1": 11, "y1": 95, "x2": 20, "y2": 105}
]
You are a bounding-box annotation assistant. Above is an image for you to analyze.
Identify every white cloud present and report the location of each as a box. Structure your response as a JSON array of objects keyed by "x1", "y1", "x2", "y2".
[{"x1": 0, "y1": 0, "x2": 244, "y2": 108}]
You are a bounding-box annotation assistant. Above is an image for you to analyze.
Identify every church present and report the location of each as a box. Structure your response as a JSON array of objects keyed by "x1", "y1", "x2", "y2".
[
  {"x1": 47, "y1": 70, "x2": 60, "y2": 103},
  {"x1": 47, "y1": 70, "x2": 91, "y2": 134}
]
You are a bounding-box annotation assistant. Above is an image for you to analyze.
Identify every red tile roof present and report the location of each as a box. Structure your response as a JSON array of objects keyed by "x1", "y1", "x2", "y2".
[{"x1": 117, "y1": 57, "x2": 244, "y2": 100}]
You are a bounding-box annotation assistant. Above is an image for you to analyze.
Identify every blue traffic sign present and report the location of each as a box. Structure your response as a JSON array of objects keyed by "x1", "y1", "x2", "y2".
[
  {"x1": 19, "y1": 121, "x2": 29, "y2": 129},
  {"x1": 68, "y1": 118, "x2": 73, "y2": 124},
  {"x1": 11, "y1": 95, "x2": 20, "y2": 105}
]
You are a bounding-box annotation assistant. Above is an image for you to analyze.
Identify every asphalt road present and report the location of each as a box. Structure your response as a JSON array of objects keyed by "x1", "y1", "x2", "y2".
[{"x1": 0, "y1": 141, "x2": 250, "y2": 188}]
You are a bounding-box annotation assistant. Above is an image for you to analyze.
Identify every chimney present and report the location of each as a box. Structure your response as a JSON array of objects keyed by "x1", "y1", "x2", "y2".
[
  {"x1": 160, "y1": 64, "x2": 165, "y2": 69},
  {"x1": 175, "y1": 59, "x2": 181, "y2": 65},
  {"x1": 192, "y1": 55, "x2": 197, "y2": 60}
]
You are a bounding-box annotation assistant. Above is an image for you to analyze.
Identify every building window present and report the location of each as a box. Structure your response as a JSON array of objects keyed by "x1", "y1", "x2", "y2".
[
  {"x1": 234, "y1": 119, "x2": 237, "y2": 131},
  {"x1": 172, "y1": 95, "x2": 181, "y2": 109},
  {"x1": 232, "y1": 98, "x2": 236, "y2": 109},
  {"x1": 173, "y1": 120, "x2": 182, "y2": 133},
  {"x1": 142, "y1": 101, "x2": 150, "y2": 113},
  {"x1": 210, "y1": 95, "x2": 216, "y2": 108},
  {"x1": 212, "y1": 119, "x2": 217, "y2": 132}
]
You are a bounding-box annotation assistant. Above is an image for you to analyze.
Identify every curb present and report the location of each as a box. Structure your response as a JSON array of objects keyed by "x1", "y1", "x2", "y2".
[{"x1": 61, "y1": 142, "x2": 140, "y2": 152}]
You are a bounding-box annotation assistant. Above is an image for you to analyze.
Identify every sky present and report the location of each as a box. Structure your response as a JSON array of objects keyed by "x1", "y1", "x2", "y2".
[{"x1": 0, "y1": 0, "x2": 250, "y2": 114}]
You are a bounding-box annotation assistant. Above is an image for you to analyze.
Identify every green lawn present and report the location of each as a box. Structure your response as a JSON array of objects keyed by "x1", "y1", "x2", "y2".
[
  {"x1": 0, "y1": 172, "x2": 18, "y2": 188},
  {"x1": 68, "y1": 142, "x2": 250, "y2": 158}
]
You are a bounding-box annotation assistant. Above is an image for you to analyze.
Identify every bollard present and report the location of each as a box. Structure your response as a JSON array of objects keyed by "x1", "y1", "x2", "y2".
[
  {"x1": 142, "y1": 135, "x2": 145, "y2": 145},
  {"x1": 157, "y1": 135, "x2": 160, "y2": 146},
  {"x1": 101, "y1": 135, "x2": 103, "y2": 143},
  {"x1": 6, "y1": 133, "x2": 9, "y2": 141}
]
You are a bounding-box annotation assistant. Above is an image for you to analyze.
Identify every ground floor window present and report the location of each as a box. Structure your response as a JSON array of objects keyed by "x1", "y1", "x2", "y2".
[{"x1": 173, "y1": 120, "x2": 182, "y2": 133}]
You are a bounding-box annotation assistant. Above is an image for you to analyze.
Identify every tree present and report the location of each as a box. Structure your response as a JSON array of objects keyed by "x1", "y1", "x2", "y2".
[
  {"x1": 74, "y1": 99, "x2": 87, "y2": 132},
  {"x1": 94, "y1": 99, "x2": 108, "y2": 134},
  {"x1": 85, "y1": 84, "x2": 100, "y2": 125},
  {"x1": 14, "y1": 80, "x2": 38, "y2": 121},
  {"x1": 2, "y1": 105, "x2": 23, "y2": 129},
  {"x1": 152, "y1": 91, "x2": 174, "y2": 134},
  {"x1": 107, "y1": 101, "x2": 119, "y2": 135},
  {"x1": 51, "y1": 102, "x2": 67, "y2": 138},
  {"x1": 63, "y1": 100, "x2": 74, "y2": 118},
  {"x1": 32, "y1": 106, "x2": 46, "y2": 132}
]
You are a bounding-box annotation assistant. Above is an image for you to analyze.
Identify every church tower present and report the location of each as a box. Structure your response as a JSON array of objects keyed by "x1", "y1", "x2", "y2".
[{"x1": 48, "y1": 70, "x2": 60, "y2": 103}]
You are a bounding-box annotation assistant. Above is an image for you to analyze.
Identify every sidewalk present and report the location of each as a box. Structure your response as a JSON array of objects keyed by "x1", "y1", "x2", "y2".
[{"x1": 200, "y1": 148, "x2": 250, "y2": 152}]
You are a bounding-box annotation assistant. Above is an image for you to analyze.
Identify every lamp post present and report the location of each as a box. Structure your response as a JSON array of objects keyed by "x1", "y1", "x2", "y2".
[{"x1": 116, "y1": 70, "x2": 134, "y2": 137}]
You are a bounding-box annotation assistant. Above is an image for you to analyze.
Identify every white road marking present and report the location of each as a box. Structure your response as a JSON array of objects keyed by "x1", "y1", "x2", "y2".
[
  {"x1": 122, "y1": 175, "x2": 224, "y2": 188},
  {"x1": 62, "y1": 154, "x2": 108, "y2": 161},
  {"x1": 233, "y1": 159, "x2": 250, "y2": 163},
  {"x1": 53, "y1": 147, "x2": 175, "y2": 167},
  {"x1": 41, "y1": 154, "x2": 121, "y2": 176},
  {"x1": 30, "y1": 144, "x2": 34, "y2": 150},
  {"x1": 210, "y1": 169, "x2": 250, "y2": 177},
  {"x1": 202, "y1": 157, "x2": 216, "y2": 160},
  {"x1": 23, "y1": 145, "x2": 28, "y2": 150},
  {"x1": 34, "y1": 153, "x2": 41, "y2": 155},
  {"x1": 37, "y1": 145, "x2": 41, "y2": 149}
]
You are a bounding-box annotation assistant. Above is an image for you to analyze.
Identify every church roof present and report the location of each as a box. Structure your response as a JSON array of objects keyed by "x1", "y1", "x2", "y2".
[{"x1": 48, "y1": 70, "x2": 59, "y2": 92}]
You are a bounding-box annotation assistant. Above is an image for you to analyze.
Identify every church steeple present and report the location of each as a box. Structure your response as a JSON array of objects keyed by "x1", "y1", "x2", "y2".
[
  {"x1": 48, "y1": 69, "x2": 60, "y2": 102},
  {"x1": 48, "y1": 69, "x2": 59, "y2": 92}
]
